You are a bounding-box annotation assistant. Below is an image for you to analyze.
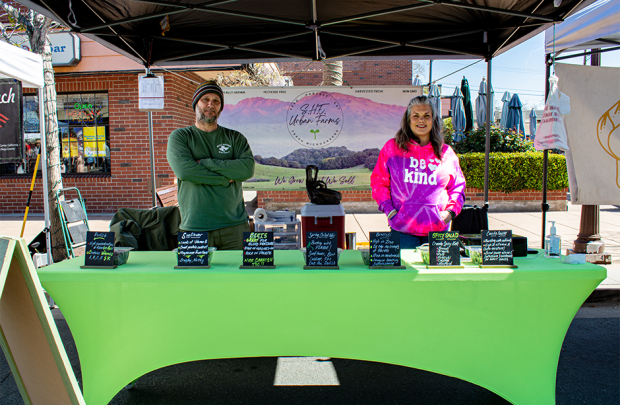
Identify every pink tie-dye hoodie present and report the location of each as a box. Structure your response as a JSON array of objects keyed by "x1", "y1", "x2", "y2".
[{"x1": 371, "y1": 139, "x2": 466, "y2": 236}]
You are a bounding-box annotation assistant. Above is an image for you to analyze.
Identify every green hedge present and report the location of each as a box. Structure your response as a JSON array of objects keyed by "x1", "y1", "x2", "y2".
[{"x1": 457, "y1": 152, "x2": 569, "y2": 193}]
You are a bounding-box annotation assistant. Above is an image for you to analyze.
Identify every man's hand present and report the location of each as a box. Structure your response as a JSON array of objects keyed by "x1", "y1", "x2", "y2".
[{"x1": 229, "y1": 179, "x2": 234, "y2": 183}]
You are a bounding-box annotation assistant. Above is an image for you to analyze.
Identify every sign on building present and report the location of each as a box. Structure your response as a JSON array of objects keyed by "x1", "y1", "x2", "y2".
[
  {"x1": 0, "y1": 80, "x2": 23, "y2": 162},
  {"x1": 9, "y1": 32, "x2": 81, "y2": 67},
  {"x1": 49, "y1": 32, "x2": 81, "y2": 66}
]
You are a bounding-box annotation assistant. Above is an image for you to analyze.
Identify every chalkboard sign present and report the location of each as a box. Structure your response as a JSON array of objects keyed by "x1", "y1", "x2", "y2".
[
  {"x1": 176, "y1": 231, "x2": 210, "y2": 268},
  {"x1": 304, "y1": 231, "x2": 338, "y2": 269},
  {"x1": 0, "y1": 80, "x2": 23, "y2": 162},
  {"x1": 429, "y1": 231, "x2": 462, "y2": 267},
  {"x1": 369, "y1": 232, "x2": 404, "y2": 268},
  {"x1": 83, "y1": 231, "x2": 115, "y2": 268},
  {"x1": 241, "y1": 232, "x2": 275, "y2": 268},
  {"x1": 481, "y1": 230, "x2": 515, "y2": 267}
]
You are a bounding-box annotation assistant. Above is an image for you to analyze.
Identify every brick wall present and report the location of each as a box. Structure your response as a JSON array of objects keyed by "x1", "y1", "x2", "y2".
[
  {"x1": 278, "y1": 60, "x2": 412, "y2": 86},
  {"x1": 464, "y1": 188, "x2": 568, "y2": 203},
  {"x1": 0, "y1": 71, "x2": 202, "y2": 213},
  {"x1": 258, "y1": 190, "x2": 373, "y2": 206},
  {"x1": 256, "y1": 187, "x2": 569, "y2": 213}
]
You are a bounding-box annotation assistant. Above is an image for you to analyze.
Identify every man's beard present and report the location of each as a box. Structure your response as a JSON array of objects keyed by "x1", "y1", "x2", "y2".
[{"x1": 197, "y1": 110, "x2": 220, "y2": 124}]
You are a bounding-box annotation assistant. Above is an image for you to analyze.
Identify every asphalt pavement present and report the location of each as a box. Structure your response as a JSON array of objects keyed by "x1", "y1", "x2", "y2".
[{"x1": 0, "y1": 302, "x2": 617, "y2": 405}]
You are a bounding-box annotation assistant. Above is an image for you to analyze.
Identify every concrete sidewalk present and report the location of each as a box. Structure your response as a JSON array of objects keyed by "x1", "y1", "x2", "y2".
[{"x1": 1, "y1": 202, "x2": 618, "y2": 289}]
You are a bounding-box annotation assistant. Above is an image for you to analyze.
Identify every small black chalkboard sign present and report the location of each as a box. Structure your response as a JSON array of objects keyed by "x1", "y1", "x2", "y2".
[
  {"x1": 82, "y1": 231, "x2": 115, "y2": 268},
  {"x1": 369, "y1": 232, "x2": 404, "y2": 268},
  {"x1": 241, "y1": 232, "x2": 275, "y2": 269},
  {"x1": 481, "y1": 230, "x2": 515, "y2": 267},
  {"x1": 175, "y1": 231, "x2": 210, "y2": 269},
  {"x1": 429, "y1": 231, "x2": 462, "y2": 267},
  {"x1": 304, "y1": 231, "x2": 338, "y2": 269}
]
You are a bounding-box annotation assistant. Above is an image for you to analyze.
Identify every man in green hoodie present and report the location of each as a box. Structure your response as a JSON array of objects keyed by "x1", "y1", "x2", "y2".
[{"x1": 166, "y1": 81, "x2": 255, "y2": 250}]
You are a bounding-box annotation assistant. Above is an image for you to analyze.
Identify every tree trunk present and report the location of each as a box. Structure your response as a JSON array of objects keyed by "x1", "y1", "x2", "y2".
[
  {"x1": 30, "y1": 18, "x2": 66, "y2": 262},
  {"x1": 322, "y1": 61, "x2": 343, "y2": 86}
]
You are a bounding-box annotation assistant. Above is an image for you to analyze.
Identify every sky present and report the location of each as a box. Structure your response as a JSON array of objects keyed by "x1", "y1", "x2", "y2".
[{"x1": 413, "y1": 32, "x2": 620, "y2": 111}]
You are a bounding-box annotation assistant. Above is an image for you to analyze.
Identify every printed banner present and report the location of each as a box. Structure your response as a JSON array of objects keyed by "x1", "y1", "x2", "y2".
[
  {"x1": 218, "y1": 86, "x2": 423, "y2": 190},
  {"x1": 0, "y1": 79, "x2": 23, "y2": 162},
  {"x1": 555, "y1": 64, "x2": 620, "y2": 205}
]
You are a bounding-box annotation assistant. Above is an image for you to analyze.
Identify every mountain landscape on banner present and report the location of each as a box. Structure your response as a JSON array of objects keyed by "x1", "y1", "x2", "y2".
[{"x1": 218, "y1": 92, "x2": 406, "y2": 158}]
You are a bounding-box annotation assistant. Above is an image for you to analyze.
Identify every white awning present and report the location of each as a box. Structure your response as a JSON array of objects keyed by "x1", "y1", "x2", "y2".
[
  {"x1": 545, "y1": 0, "x2": 620, "y2": 54},
  {"x1": 0, "y1": 40, "x2": 44, "y2": 88}
]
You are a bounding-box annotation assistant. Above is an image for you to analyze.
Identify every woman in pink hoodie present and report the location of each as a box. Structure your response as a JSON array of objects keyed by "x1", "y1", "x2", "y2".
[{"x1": 371, "y1": 96, "x2": 466, "y2": 248}]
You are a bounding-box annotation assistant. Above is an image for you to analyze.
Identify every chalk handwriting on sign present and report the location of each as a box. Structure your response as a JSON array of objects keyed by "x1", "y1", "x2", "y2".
[
  {"x1": 481, "y1": 230, "x2": 514, "y2": 266},
  {"x1": 369, "y1": 232, "x2": 401, "y2": 267},
  {"x1": 243, "y1": 232, "x2": 274, "y2": 267},
  {"x1": 306, "y1": 231, "x2": 338, "y2": 267},
  {"x1": 84, "y1": 231, "x2": 115, "y2": 267},
  {"x1": 177, "y1": 231, "x2": 210, "y2": 267},
  {"x1": 429, "y1": 231, "x2": 461, "y2": 266}
]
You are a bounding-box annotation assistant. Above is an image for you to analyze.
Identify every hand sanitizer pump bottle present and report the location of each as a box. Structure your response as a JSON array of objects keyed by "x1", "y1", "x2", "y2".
[{"x1": 545, "y1": 221, "x2": 561, "y2": 258}]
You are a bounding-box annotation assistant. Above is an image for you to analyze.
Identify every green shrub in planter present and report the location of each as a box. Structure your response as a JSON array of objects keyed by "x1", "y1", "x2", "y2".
[
  {"x1": 443, "y1": 118, "x2": 454, "y2": 145},
  {"x1": 453, "y1": 126, "x2": 535, "y2": 154},
  {"x1": 458, "y1": 152, "x2": 569, "y2": 193}
]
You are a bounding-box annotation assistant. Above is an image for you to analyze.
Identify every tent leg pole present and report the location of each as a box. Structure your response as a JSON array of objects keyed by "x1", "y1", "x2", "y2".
[
  {"x1": 483, "y1": 57, "x2": 492, "y2": 204},
  {"x1": 148, "y1": 111, "x2": 157, "y2": 207},
  {"x1": 541, "y1": 54, "x2": 551, "y2": 249},
  {"x1": 428, "y1": 60, "x2": 433, "y2": 84},
  {"x1": 542, "y1": 150, "x2": 549, "y2": 248}
]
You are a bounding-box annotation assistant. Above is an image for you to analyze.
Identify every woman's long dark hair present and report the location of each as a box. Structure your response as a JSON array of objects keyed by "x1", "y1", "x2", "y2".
[{"x1": 395, "y1": 96, "x2": 444, "y2": 159}]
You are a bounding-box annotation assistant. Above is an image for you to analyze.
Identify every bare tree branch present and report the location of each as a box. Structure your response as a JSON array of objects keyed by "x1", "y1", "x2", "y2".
[{"x1": 0, "y1": 0, "x2": 34, "y2": 34}]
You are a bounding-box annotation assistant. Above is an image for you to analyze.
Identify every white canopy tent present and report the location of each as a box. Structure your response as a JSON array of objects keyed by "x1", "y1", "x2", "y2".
[
  {"x1": 0, "y1": 40, "x2": 44, "y2": 88},
  {"x1": 544, "y1": 0, "x2": 620, "y2": 54},
  {"x1": 0, "y1": 40, "x2": 53, "y2": 264},
  {"x1": 539, "y1": 0, "x2": 619, "y2": 248}
]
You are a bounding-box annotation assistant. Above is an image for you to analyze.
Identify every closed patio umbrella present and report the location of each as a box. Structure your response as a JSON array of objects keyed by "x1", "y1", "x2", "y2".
[
  {"x1": 461, "y1": 76, "x2": 473, "y2": 133},
  {"x1": 475, "y1": 78, "x2": 494, "y2": 129},
  {"x1": 505, "y1": 94, "x2": 525, "y2": 137},
  {"x1": 413, "y1": 75, "x2": 423, "y2": 86},
  {"x1": 499, "y1": 91, "x2": 511, "y2": 128},
  {"x1": 451, "y1": 86, "x2": 466, "y2": 142},
  {"x1": 428, "y1": 83, "x2": 442, "y2": 119},
  {"x1": 529, "y1": 108, "x2": 537, "y2": 140}
]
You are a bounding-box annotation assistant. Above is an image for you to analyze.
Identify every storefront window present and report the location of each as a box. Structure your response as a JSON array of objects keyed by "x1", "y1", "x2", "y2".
[
  {"x1": 58, "y1": 92, "x2": 110, "y2": 174},
  {"x1": 1, "y1": 92, "x2": 111, "y2": 176}
]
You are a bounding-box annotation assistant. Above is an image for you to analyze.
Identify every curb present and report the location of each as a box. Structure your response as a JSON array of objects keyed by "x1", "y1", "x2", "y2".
[{"x1": 585, "y1": 288, "x2": 620, "y2": 304}]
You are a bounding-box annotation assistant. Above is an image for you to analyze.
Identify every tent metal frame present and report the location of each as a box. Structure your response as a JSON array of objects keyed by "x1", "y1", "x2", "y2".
[
  {"x1": 16, "y1": 0, "x2": 595, "y2": 241},
  {"x1": 554, "y1": 45, "x2": 620, "y2": 60},
  {"x1": 77, "y1": 0, "x2": 558, "y2": 34},
  {"x1": 23, "y1": 0, "x2": 587, "y2": 66}
]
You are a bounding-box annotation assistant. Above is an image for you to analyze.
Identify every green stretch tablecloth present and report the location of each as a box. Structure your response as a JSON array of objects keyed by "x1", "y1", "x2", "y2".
[{"x1": 38, "y1": 250, "x2": 606, "y2": 405}]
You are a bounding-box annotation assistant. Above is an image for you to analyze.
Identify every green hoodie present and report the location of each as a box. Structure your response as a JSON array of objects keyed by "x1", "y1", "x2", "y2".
[{"x1": 166, "y1": 125, "x2": 255, "y2": 231}]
